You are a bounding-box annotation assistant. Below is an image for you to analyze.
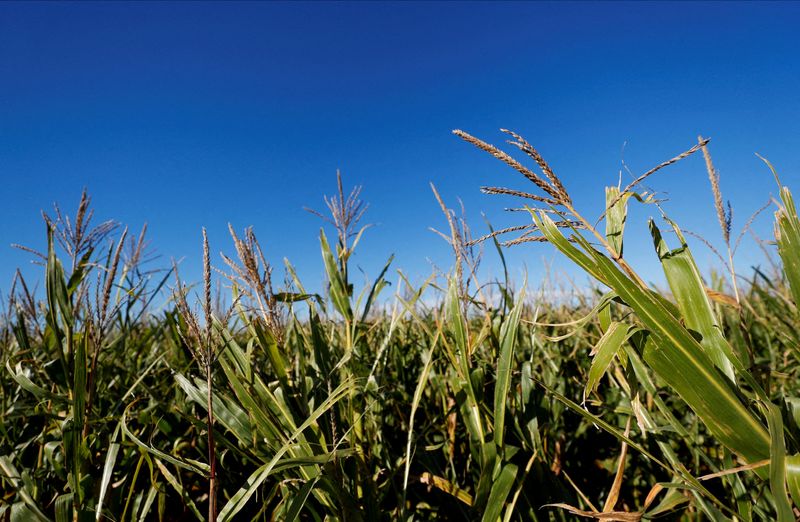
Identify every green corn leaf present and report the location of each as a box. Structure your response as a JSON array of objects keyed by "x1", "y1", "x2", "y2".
[
  {"x1": 474, "y1": 441, "x2": 498, "y2": 509},
  {"x1": 598, "y1": 298, "x2": 612, "y2": 332},
  {"x1": 531, "y1": 211, "x2": 603, "y2": 281},
  {"x1": 584, "y1": 322, "x2": 631, "y2": 401},
  {"x1": 785, "y1": 454, "x2": 800, "y2": 510},
  {"x1": 0, "y1": 456, "x2": 51, "y2": 522},
  {"x1": 402, "y1": 338, "x2": 437, "y2": 509},
  {"x1": 359, "y1": 253, "x2": 393, "y2": 323},
  {"x1": 46, "y1": 227, "x2": 72, "y2": 329},
  {"x1": 484, "y1": 219, "x2": 513, "y2": 312},
  {"x1": 537, "y1": 291, "x2": 618, "y2": 342},
  {"x1": 762, "y1": 401, "x2": 794, "y2": 521},
  {"x1": 120, "y1": 405, "x2": 210, "y2": 476},
  {"x1": 95, "y1": 424, "x2": 121, "y2": 521},
  {"x1": 217, "y1": 354, "x2": 286, "y2": 444},
  {"x1": 446, "y1": 277, "x2": 485, "y2": 447},
  {"x1": 776, "y1": 187, "x2": 800, "y2": 308},
  {"x1": 644, "y1": 487, "x2": 691, "y2": 518},
  {"x1": 251, "y1": 319, "x2": 291, "y2": 391},
  {"x1": 650, "y1": 219, "x2": 737, "y2": 380},
  {"x1": 268, "y1": 451, "x2": 354, "y2": 475},
  {"x1": 217, "y1": 323, "x2": 250, "y2": 378},
  {"x1": 494, "y1": 287, "x2": 524, "y2": 449},
  {"x1": 535, "y1": 211, "x2": 770, "y2": 464},
  {"x1": 273, "y1": 292, "x2": 320, "y2": 303},
  {"x1": 174, "y1": 373, "x2": 253, "y2": 445},
  {"x1": 320, "y1": 229, "x2": 353, "y2": 322},
  {"x1": 642, "y1": 327, "x2": 769, "y2": 466},
  {"x1": 44, "y1": 227, "x2": 68, "y2": 378},
  {"x1": 605, "y1": 186, "x2": 630, "y2": 257},
  {"x1": 446, "y1": 277, "x2": 469, "y2": 360},
  {"x1": 70, "y1": 332, "x2": 88, "y2": 506},
  {"x1": 761, "y1": 156, "x2": 800, "y2": 308},
  {"x1": 136, "y1": 485, "x2": 158, "y2": 522},
  {"x1": 54, "y1": 494, "x2": 72, "y2": 522},
  {"x1": 66, "y1": 248, "x2": 94, "y2": 297},
  {"x1": 284, "y1": 477, "x2": 319, "y2": 522},
  {"x1": 6, "y1": 362, "x2": 62, "y2": 402},
  {"x1": 481, "y1": 463, "x2": 518, "y2": 522},
  {"x1": 153, "y1": 459, "x2": 204, "y2": 521},
  {"x1": 534, "y1": 379, "x2": 731, "y2": 512},
  {"x1": 582, "y1": 236, "x2": 769, "y2": 463},
  {"x1": 217, "y1": 379, "x2": 353, "y2": 521}
]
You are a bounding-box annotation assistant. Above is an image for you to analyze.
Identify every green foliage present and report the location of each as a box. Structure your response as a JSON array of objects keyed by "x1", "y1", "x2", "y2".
[{"x1": 2, "y1": 151, "x2": 800, "y2": 522}]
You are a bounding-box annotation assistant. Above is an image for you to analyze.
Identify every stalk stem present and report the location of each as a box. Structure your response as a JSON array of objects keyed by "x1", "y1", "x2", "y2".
[{"x1": 207, "y1": 362, "x2": 217, "y2": 522}]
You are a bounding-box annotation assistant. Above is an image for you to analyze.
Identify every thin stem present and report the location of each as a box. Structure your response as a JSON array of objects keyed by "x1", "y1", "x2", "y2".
[
  {"x1": 727, "y1": 248, "x2": 740, "y2": 306},
  {"x1": 207, "y1": 361, "x2": 217, "y2": 522},
  {"x1": 202, "y1": 227, "x2": 217, "y2": 522}
]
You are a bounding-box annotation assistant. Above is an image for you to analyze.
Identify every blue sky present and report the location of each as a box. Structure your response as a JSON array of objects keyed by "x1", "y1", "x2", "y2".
[{"x1": 1, "y1": 1, "x2": 799, "y2": 296}]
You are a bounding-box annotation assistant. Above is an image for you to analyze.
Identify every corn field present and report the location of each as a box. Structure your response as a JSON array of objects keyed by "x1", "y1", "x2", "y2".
[{"x1": 2, "y1": 130, "x2": 800, "y2": 521}]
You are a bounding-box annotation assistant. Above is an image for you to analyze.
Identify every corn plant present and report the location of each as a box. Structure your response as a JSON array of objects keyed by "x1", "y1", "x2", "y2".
[
  {"x1": 456, "y1": 128, "x2": 800, "y2": 520},
  {"x1": 2, "y1": 140, "x2": 800, "y2": 521}
]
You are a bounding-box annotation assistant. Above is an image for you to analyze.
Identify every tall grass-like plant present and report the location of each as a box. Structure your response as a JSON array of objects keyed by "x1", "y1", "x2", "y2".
[
  {"x1": 3, "y1": 192, "x2": 173, "y2": 521},
  {"x1": 456, "y1": 128, "x2": 800, "y2": 519},
  {"x1": 172, "y1": 228, "x2": 222, "y2": 521},
  {"x1": 3, "y1": 140, "x2": 800, "y2": 521}
]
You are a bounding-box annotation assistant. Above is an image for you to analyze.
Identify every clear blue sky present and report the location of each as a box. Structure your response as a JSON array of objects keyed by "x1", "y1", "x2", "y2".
[{"x1": 2, "y1": 1, "x2": 799, "y2": 295}]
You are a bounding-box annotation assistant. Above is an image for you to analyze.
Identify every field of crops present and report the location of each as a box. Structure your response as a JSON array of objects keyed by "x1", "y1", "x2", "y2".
[{"x1": 2, "y1": 130, "x2": 800, "y2": 521}]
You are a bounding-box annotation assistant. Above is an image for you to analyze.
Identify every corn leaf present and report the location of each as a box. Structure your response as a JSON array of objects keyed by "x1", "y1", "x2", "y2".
[
  {"x1": 494, "y1": 287, "x2": 524, "y2": 449},
  {"x1": 762, "y1": 402, "x2": 794, "y2": 521},
  {"x1": 605, "y1": 186, "x2": 630, "y2": 257},
  {"x1": 481, "y1": 463, "x2": 518, "y2": 522},
  {"x1": 649, "y1": 219, "x2": 737, "y2": 380},
  {"x1": 584, "y1": 322, "x2": 631, "y2": 401},
  {"x1": 320, "y1": 229, "x2": 353, "y2": 322},
  {"x1": 535, "y1": 211, "x2": 770, "y2": 464}
]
